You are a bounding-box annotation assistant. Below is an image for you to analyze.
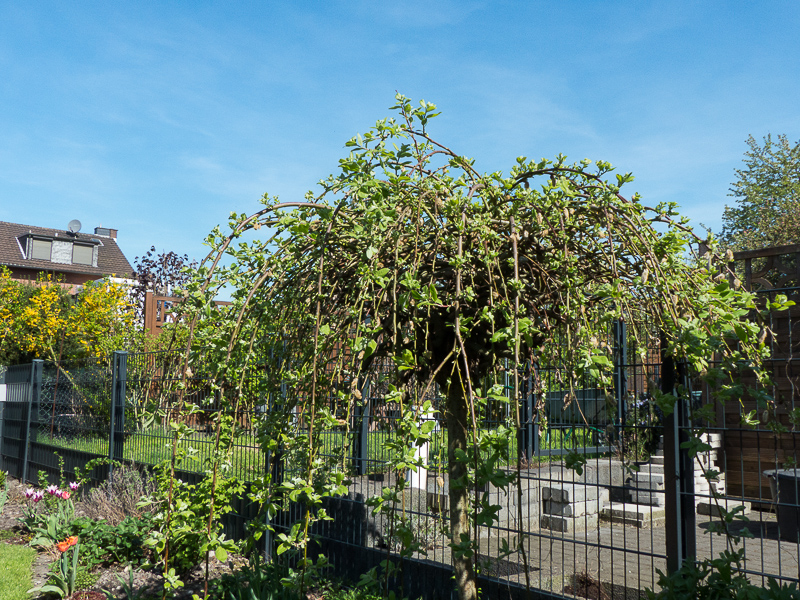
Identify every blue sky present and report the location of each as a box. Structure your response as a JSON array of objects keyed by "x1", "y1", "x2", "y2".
[{"x1": 1, "y1": 1, "x2": 799, "y2": 267}]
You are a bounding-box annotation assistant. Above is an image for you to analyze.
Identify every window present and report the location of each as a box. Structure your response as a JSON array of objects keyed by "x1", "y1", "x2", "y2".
[
  {"x1": 72, "y1": 244, "x2": 93, "y2": 266},
  {"x1": 31, "y1": 239, "x2": 52, "y2": 260}
]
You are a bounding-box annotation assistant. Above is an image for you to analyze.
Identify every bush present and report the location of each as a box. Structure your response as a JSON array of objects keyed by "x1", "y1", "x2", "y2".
[
  {"x1": 210, "y1": 556, "x2": 299, "y2": 600},
  {"x1": 69, "y1": 515, "x2": 152, "y2": 570},
  {"x1": 81, "y1": 463, "x2": 159, "y2": 526},
  {"x1": 649, "y1": 551, "x2": 800, "y2": 600}
]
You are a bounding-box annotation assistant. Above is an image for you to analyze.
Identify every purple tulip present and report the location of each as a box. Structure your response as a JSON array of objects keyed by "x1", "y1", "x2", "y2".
[
  {"x1": 24, "y1": 488, "x2": 35, "y2": 498},
  {"x1": 32, "y1": 491, "x2": 44, "y2": 502},
  {"x1": 46, "y1": 485, "x2": 59, "y2": 495},
  {"x1": 69, "y1": 481, "x2": 79, "y2": 491}
]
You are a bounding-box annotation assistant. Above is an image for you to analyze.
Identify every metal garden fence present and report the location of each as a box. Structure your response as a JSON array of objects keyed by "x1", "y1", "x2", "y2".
[{"x1": 1, "y1": 283, "x2": 799, "y2": 598}]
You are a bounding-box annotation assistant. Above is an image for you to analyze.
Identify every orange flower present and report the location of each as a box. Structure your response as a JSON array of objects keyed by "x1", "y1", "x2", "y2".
[{"x1": 56, "y1": 536, "x2": 79, "y2": 552}]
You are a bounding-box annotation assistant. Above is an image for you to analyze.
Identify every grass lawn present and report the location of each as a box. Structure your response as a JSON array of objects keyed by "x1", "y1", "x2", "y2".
[
  {"x1": 34, "y1": 423, "x2": 611, "y2": 481},
  {"x1": 0, "y1": 544, "x2": 36, "y2": 600}
]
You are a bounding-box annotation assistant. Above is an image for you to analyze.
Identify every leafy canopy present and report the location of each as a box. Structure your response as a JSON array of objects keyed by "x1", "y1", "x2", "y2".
[{"x1": 190, "y1": 95, "x2": 768, "y2": 404}]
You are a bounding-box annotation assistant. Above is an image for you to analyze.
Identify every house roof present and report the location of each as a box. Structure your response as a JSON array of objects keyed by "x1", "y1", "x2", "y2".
[{"x1": 0, "y1": 220, "x2": 134, "y2": 278}]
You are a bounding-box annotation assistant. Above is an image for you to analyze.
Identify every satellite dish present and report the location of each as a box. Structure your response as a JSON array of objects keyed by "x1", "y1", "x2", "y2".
[{"x1": 67, "y1": 219, "x2": 82, "y2": 233}]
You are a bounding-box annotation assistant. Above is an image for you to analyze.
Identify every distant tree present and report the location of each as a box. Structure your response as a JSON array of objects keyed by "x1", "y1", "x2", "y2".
[
  {"x1": 719, "y1": 134, "x2": 800, "y2": 252},
  {"x1": 132, "y1": 247, "x2": 197, "y2": 325}
]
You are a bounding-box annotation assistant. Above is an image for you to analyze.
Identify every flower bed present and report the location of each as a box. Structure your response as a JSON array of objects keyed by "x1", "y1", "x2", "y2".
[{"x1": 0, "y1": 471, "x2": 382, "y2": 600}]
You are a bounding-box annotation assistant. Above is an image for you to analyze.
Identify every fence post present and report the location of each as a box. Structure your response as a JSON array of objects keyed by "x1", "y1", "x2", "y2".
[
  {"x1": 678, "y1": 366, "x2": 696, "y2": 561},
  {"x1": 352, "y1": 376, "x2": 371, "y2": 476},
  {"x1": 613, "y1": 318, "x2": 628, "y2": 434},
  {"x1": 109, "y1": 351, "x2": 128, "y2": 479},
  {"x1": 662, "y1": 337, "x2": 696, "y2": 574},
  {"x1": 518, "y1": 367, "x2": 535, "y2": 462},
  {"x1": 21, "y1": 360, "x2": 43, "y2": 483}
]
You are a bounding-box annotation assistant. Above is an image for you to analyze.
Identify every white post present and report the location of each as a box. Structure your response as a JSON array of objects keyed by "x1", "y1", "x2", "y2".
[{"x1": 408, "y1": 405, "x2": 437, "y2": 489}]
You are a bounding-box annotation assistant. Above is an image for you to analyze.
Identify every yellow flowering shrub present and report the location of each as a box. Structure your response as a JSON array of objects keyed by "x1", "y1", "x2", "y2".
[{"x1": 0, "y1": 273, "x2": 136, "y2": 363}]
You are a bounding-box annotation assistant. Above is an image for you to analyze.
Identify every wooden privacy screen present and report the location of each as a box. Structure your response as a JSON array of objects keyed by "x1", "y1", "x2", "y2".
[{"x1": 725, "y1": 244, "x2": 800, "y2": 501}]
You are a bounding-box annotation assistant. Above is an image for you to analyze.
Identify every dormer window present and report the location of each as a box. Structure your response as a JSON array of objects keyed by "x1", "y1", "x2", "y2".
[
  {"x1": 72, "y1": 243, "x2": 93, "y2": 265},
  {"x1": 20, "y1": 234, "x2": 100, "y2": 267},
  {"x1": 30, "y1": 238, "x2": 53, "y2": 260}
]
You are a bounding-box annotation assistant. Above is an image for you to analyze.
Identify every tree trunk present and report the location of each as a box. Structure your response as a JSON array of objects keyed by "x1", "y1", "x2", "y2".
[{"x1": 447, "y1": 381, "x2": 478, "y2": 600}]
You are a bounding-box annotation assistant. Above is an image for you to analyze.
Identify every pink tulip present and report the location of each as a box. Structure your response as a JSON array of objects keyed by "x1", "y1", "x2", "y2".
[{"x1": 61, "y1": 491, "x2": 71, "y2": 500}]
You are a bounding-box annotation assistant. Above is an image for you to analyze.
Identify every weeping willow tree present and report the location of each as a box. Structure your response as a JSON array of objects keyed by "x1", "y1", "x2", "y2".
[{"x1": 182, "y1": 96, "x2": 779, "y2": 600}]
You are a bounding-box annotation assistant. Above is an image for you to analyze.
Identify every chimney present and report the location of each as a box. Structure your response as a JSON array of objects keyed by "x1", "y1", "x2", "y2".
[{"x1": 94, "y1": 227, "x2": 118, "y2": 239}]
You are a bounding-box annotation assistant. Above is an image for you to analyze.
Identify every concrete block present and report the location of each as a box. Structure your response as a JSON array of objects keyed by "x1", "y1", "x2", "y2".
[
  {"x1": 700, "y1": 433, "x2": 723, "y2": 447},
  {"x1": 540, "y1": 512, "x2": 599, "y2": 533},
  {"x1": 629, "y1": 490, "x2": 665, "y2": 506},
  {"x1": 542, "y1": 483, "x2": 608, "y2": 504},
  {"x1": 543, "y1": 497, "x2": 604, "y2": 517},
  {"x1": 633, "y1": 471, "x2": 664, "y2": 490},
  {"x1": 601, "y1": 502, "x2": 666, "y2": 527},
  {"x1": 634, "y1": 464, "x2": 664, "y2": 475},
  {"x1": 696, "y1": 499, "x2": 751, "y2": 517},
  {"x1": 631, "y1": 479, "x2": 665, "y2": 493}
]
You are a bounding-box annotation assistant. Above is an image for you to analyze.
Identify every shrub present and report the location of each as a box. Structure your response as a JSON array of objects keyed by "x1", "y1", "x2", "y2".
[
  {"x1": 69, "y1": 515, "x2": 152, "y2": 570},
  {"x1": 81, "y1": 463, "x2": 159, "y2": 526},
  {"x1": 649, "y1": 550, "x2": 800, "y2": 600}
]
